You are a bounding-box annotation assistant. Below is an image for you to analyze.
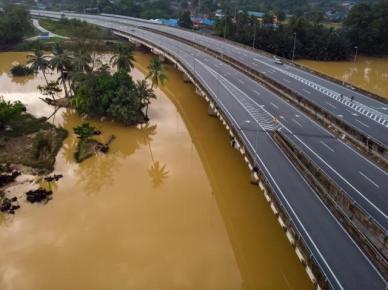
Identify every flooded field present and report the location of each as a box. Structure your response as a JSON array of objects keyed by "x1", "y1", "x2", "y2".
[
  {"x1": 297, "y1": 56, "x2": 388, "y2": 99},
  {"x1": 0, "y1": 51, "x2": 311, "y2": 290}
]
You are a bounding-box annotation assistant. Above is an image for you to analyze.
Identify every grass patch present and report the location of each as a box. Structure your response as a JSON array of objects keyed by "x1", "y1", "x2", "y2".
[
  {"x1": 0, "y1": 113, "x2": 68, "y2": 173},
  {"x1": 39, "y1": 18, "x2": 114, "y2": 40}
]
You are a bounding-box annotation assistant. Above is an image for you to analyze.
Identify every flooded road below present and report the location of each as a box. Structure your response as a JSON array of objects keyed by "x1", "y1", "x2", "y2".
[
  {"x1": 0, "y1": 51, "x2": 312, "y2": 290},
  {"x1": 297, "y1": 56, "x2": 388, "y2": 99}
]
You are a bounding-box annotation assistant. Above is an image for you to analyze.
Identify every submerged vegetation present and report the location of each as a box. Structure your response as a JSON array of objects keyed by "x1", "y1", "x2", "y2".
[
  {"x1": 10, "y1": 64, "x2": 34, "y2": 76},
  {"x1": 73, "y1": 123, "x2": 115, "y2": 163}
]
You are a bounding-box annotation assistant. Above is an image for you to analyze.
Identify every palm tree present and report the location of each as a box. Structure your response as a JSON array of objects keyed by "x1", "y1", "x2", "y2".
[
  {"x1": 136, "y1": 79, "x2": 156, "y2": 119},
  {"x1": 49, "y1": 42, "x2": 73, "y2": 98},
  {"x1": 72, "y1": 49, "x2": 92, "y2": 73},
  {"x1": 146, "y1": 56, "x2": 167, "y2": 88},
  {"x1": 27, "y1": 49, "x2": 49, "y2": 84},
  {"x1": 110, "y1": 44, "x2": 135, "y2": 72}
]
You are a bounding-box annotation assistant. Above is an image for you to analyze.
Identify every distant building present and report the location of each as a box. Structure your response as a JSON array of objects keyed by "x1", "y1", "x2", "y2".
[
  {"x1": 156, "y1": 18, "x2": 178, "y2": 27},
  {"x1": 39, "y1": 31, "x2": 49, "y2": 41},
  {"x1": 247, "y1": 11, "x2": 265, "y2": 18},
  {"x1": 215, "y1": 9, "x2": 224, "y2": 18}
]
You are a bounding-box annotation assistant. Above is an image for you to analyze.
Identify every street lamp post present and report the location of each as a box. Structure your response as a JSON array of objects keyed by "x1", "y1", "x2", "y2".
[
  {"x1": 353, "y1": 45, "x2": 358, "y2": 65},
  {"x1": 350, "y1": 46, "x2": 358, "y2": 89},
  {"x1": 252, "y1": 20, "x2": 257, "y2": 48},
  {"x1": 292, "y1": 32, "x2": 297, "y2": 61},
  {"x1": 223, "y1": 16, "x2": 227, "y2": 39}
]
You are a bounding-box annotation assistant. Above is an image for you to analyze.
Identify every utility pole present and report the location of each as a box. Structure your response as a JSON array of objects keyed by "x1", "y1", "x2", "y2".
[{"x1": 292, "y1": 32, "x2": 297, "y2": 61}]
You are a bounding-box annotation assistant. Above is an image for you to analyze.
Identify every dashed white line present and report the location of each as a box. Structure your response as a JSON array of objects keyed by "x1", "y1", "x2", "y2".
[
  {"x1": 292, "y1": 118, "x2": 303, "y2": 127},
  {"x1": 326, "y1": 102, "x2": 337, "y2": 110},
  {"x1": 359, "y1": 171, "x2": 380, "y2": 188},
  {"x1": 355, "y1": 119, "x2": 370, "y2": 128},
  {"x1": 238, "y1": 79, "x2": 245, "y2": 85},
  {"x1": 270, "y1": 102, "x2": 279, "y2": 109},
  {"x1": 320, "y1": 141, "x2": 335, "y2": 153},
  {"x1": 253, "y1": 90, "x2": 261, "y2": 96},
  {"x1": 302, "y1": 88, "x2": 312, "y2": 95}
]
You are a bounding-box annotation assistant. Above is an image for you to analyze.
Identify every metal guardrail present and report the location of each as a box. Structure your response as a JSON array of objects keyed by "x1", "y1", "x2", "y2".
[
  {"x1": 131, "y1": 25, "x2": 388, "y2": 170},
  {"x1": 112, "y1": 29, "x2": 333, "y2": 290},
  {"x1": 273, "y1": 129, "x2": 388, "y2": 279}
]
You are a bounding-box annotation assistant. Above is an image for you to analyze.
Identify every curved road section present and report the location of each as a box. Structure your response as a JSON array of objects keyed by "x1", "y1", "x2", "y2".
[
  {"x1": 99, "y1": 13, "x2": 388, "y2": 148},
  {"x1": 31, "y1": 10, "x2": 387, "y2": 289}
]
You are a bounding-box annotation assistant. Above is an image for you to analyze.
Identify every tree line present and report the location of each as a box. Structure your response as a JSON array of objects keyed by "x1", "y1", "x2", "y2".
[
  {"x1": 215, "y1": 0, "x2": 388, "y2": 60},
  {"x1": 0, "y1": 5, "x2": 33, "y2": 47}
]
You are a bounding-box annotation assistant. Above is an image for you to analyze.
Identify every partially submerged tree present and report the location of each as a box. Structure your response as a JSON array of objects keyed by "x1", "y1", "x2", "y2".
[
  {"x1": 49, "y1": 42, "x2": 73, "y2": 98},
  {"x1": 28, "y1": 49, "x2": 50, "y2": 84},
  {"x1": 136, "y1": 79, "x2": 156, "y2": 119},
  {"x1": 110, "y1": 43, "x2": 135, "y2": 72},
  {"x1": 146, "y1": 56, "x2": 167, "y2": 88}
]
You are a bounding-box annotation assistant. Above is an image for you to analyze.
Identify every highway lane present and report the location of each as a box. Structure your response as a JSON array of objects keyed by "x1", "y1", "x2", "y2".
[
  {"x1": 35, "y1": 11, "x2": 388, "y2": 228},
  {"x1": 92, "y1": 12, "x2": 388, "y2": 147},
  {"x1": 31, "y1": 11, "x2": 388, "y2": 288}
]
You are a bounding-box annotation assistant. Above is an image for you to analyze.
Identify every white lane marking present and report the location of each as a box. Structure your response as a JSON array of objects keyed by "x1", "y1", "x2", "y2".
[
  {"x1": 346, "y1": 108, "x2": 358, "y2": 116},
  {"x1": 320, "y1": 141, "x2": 335, "y2": 153},
  {"x1": 271, "y1": 102, "x2": 279, "y2": 109},
  {"x1": 238, "y1": 79, "x2": 245, "y2": 85},
  {"x1": 355, "y1": 119, "x2": 370, "y2": 128},
  {"x1": 195, "y1": 62, "x2": 345, "y2": 289},
  {"x1": 302, "y1": 88, "x2": 312, "y2": 95},
  {"x1": 359, "y1": 172, "x2": 380, "y2": 188},
  {"x1": 254, "y1": 58, "x2": 388, "y2": 128},
  {"x1": 253, "y1": 90, "x2": 261, "y2": 96},
  {"x1": 326, "y1": 102, "x2": 337, "y2": 110},
  {"x1": 292, "y1": 118, "x2": 303, "y2": 127},
  {"x1": 199, "y1": 59, "x2": 388, "y2": 222}
]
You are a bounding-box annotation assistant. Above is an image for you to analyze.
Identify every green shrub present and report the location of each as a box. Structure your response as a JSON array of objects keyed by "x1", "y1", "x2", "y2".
[
  {"x1": 73, "y1": 123, "x2": 96, "y2": 139},
  {"x1": 10, "y1": 64, "x2": 34, "y2": 76},
  {"x1": 0, "y1": 98, "x2": 25, "y2": 129}
]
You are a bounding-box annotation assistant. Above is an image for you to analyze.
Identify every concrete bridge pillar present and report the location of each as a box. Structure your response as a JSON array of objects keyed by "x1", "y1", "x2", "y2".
[
  {"x1": 208, "y1": 104, "x2": 216, "y2": 117},
  {"x1": 183, "y1": 73, "x2": 191, "y2": 83}
]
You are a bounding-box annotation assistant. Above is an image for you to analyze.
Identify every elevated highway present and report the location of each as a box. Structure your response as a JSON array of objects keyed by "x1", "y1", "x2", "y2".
[{"x1": 31, "y1": 10, "x2": 388, "y2": 289}]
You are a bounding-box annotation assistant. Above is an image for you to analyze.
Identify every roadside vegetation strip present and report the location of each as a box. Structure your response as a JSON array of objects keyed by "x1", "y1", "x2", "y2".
[
  {"x1": 273, "y1": 129, "x2": 388, "y2": 279},
  {"x1": 112, "y1": 30, "x2": 332, "y2": 290}
]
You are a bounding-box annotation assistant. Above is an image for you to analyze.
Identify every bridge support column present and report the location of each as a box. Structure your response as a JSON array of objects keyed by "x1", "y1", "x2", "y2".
[
  {"x1": 195, "y1": 87, "x2": 204, "y2": 97},
  {"x1": 207, "y1": 104, "x2": 216, "y2": 117},
  {"x1": 158, "y1": 55, "x2": 165, "y2": 62},
  {"x1": 183, "y1": 73, "x2": 191, "y2": 83},
  {"x1": 250, "y1": 171, "x2": 259, "y2": 184}
]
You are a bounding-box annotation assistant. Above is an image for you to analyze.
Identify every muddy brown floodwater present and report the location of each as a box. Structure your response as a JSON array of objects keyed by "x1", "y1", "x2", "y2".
[
  {"x1": 0, "y1": 51, "x2": 312, "y2": 290},
  {"x1": 297, "y1": 56, "x2": 388, "y2": 99}
]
